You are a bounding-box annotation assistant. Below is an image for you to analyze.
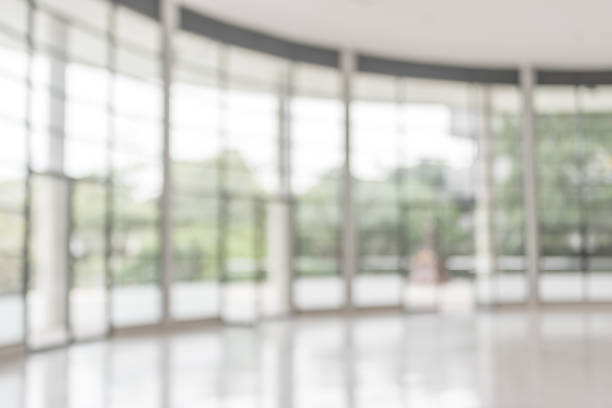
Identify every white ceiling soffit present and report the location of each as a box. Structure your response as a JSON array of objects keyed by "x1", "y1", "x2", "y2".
[{"x1": 180, "y1": 0, "x2": 612, "y2": 68}]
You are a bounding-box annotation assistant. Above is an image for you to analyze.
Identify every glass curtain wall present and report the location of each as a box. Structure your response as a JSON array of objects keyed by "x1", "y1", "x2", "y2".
[
  {"x1": 352, "y1": 73, "x2": 403, "y2": 307},
  {"x1": 171, "y1": 29, "x2": 220, "y2": 320},
  {"x1": 401, "y1": 79, "x2": 479, "y2": 312},
  {"x1": 353, "y1": 74, "x2": 480, "y2": 311},
  {"x1": 291, "y1": 63, "x2": 344, "y2": 311},
  {"x1": 490, "y1": 86, "x2": 527, "y2": 303},
  {"x1": 0, "y1": 0, "x2": 164, "y2": 349},
  {"x1": 15, "y1": 1, "x2": 612, "y2": 349},
  {"x1": 172, "y1": 26, "x2": 289, "y2": 322},
  {"x1": 28, "y1": 0, "x2": 113, "y2": 347},
  {"x1": 220, "y1": 45, "x2": 287, "y2": 322},
  {"x1": 536, "y1": 84, "x2": 612, "y2": 302},
  {"x1": 110, "y1": 4, "x2": 163, "y2": 328}
]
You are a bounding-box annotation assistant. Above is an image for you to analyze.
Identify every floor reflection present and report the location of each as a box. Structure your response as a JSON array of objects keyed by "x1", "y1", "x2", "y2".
[{"x1": 3, "y1": 310, "x2": 612, "y2": 407}]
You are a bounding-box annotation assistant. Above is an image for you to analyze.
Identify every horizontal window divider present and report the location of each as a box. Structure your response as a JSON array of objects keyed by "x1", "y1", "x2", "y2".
[
  {"x1": 0, "y1": 205, "x2": 26, "y2": 214},
  {"x1": 294, "y1": 270, "x2": 342, "y2": 278},
  {"x1": 0, "y1": 250, "x2": 22, "y2": 257},
  {"x1": 32, "y1": 82, "x2": 109, "y2": 108},
  {"x1": 33, "y1": 42, "x2": 110, "y2": 70},
  {"x1": 33, "y1": 126, "x2": 108, "y2": 144},
  {"x1": 35, "y1": 3, "x2": 110, "y2": 38},
  {"x1": 112, "y1": 219, "x2": 160, "y2": 229},
  {"x1": 112, "y1": 67, "x2": 162, "y2": 86},
  {"x1": 114, "y1": 37, "x2": 162, "y2": 60},
  {"x1": 0, "y1": 290, "x2": 22, "y2": 296},
  {"x1": 292, "y1": 88, "x2": 342, "y2": 99},
  {"x1": 173, "y1": 60, "x2": 218, "y2": 78},
  {"x1": 171, "y1": 276, "x2": 219, "y2": 282},
  {"x1": 0, "y1": 21, "x2": 27, "y2": 43},
  {"x1": 355, "y1": 270, "x2": 404, "y2": 275},
  {"x1": 171, "y1": 189, "x2": 218, "y2": 199},
  {"x1": 225, "y1": 74, "x2": 287, "y2": 92}
]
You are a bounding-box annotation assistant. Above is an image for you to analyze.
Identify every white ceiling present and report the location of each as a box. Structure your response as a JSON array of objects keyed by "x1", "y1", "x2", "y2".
[{"x1": 179, "y1": 0, "x2": 612, "y2": 69}]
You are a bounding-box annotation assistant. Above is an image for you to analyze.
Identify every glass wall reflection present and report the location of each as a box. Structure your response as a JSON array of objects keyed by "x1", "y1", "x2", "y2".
[{"x1": 5, "y1": 0, "x2": 612, "y2": 352}]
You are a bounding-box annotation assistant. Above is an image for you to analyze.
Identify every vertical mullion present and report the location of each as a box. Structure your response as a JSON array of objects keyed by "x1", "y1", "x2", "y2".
[
  {"x1": 22, "y1": 0, "x2": 36, "y2": 349},
  {"x1": 66, "y1": 179, "x2": 74, "y2": 342},
  {"x1": 520, "y1": 65, "x2": 540, "y2": 307},
  {"x1": 216, "y1": 44, "x2": 228, "y2": 316},
  {"x1": 160, "y1": 0, "x2": 175, "y2": 325},
  {"x1": 475, "y1": 84, "x2": 497, "y2": 306},
  {"x1": 286, "y1": 63, "x2": 295, "y2": 313},
  {"x1": 395, "y1": 77, "x2": 407, "y2": 307},
  {"x1": 340, "y1": 50, "x2": 355, "y2": 310},
  {"x1": 105, "y1": 0, "x2": 117, "y2": 336},
  {"x1": 278, "y1": 62, "x2": 294, "y2": 314},
  {"x1": 575, "y1": 86, "x2": 589, "y2": 302}
]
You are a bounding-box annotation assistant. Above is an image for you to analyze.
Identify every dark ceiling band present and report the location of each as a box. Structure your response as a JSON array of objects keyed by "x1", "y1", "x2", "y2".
[
  {"x1": 357, "y1": 55, "x2": 519, "y2": 84},
  {"x1": 116, "y1": 0, "x2": 160, "y2": 20},
  {"x1": 537, "y1": 70, "x2": 612, "y2": 85},
  {"x1": 123, "y1": 2, "x2": 612, "y2": 85},
  {"x1": 179, "y1": 7, "x2": 339, "y2": 68}
]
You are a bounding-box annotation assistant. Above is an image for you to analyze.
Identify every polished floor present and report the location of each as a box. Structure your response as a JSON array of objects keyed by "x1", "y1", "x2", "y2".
[{"x1": 2, "y1": 309, "x2": 612, "y2": 408}]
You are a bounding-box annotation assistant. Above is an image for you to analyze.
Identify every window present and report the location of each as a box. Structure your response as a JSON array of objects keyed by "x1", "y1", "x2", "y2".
[
  {"x1": 171, "y1": 29, "x2": 220, "y2": 319},
  {"x1": 111, "y1": 5, "x2": 163, "y2": 327},
  {"x1": 491, "y1": 86, "x2": 526, "y2": 303},
  {"x1": 220, "y1": 46, "x2": 287, "y2": 322},
  {"x1": 536, "y1": 84, "x2": 612, "y2": 302},
  {"x1": 352, "y1": 73, "x2": 403, "y2": 307},
  {"x1": 291, "y1": 63, "x2": 344, "y2": 310},
  {"x1": 28, "y1": 0, "x2": 112, "y2": 347}
]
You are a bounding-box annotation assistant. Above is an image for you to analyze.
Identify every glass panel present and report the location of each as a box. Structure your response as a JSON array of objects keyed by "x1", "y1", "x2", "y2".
[
  {"x1": 399, "y1": 79, "x2": 478, "y2": 312},
  {"x1": 292, "y1": 64, "x2": 344, "y2": 310},
  {"x1": 352, "y1": 73, "x2": 403, "y2": 307},
  {"x1": 70, "y1": 181, "x2": 108, "y2": 339},
  {"x1": 0, "y1": 0, "x2": 27, "y2": 347},
  {"x1": 172, "y1": 194, "x2": 219, "y2": 319},
  {"x1": 224, "y1": 46, "x2": 284, "y2": 198},
  {"x1": 221, "y1": 198, "x2": 262, "y2": 323},
  {"x1": 491, "y1": 86, "x2": 526, "y2": 303},
  {"x1": 28, "y1": 174, "x2": 69, "y2": 349},
  {"x1": 536, "y1": 84, "x2": 612, "y2": 302},
  {"x1": 170, "y1": 30, "x2": 220, "y2": 321},
  {"x1": 111, "y1": 6, "x2": 162, "y2": 328}
]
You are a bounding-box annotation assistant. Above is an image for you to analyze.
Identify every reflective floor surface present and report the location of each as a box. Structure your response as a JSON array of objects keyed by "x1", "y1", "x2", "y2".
[{"x1": 2, "y1": 308, "x2": 612, "y2": 408}]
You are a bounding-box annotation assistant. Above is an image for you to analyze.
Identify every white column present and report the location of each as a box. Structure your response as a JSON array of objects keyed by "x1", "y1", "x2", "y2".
[
  {"x1": 160, "y1": 0, "x2": 177, "y2": 324},
  {"x1": 272, "y1": 66, "x2": 294, "y2": 315},
  {"x1": 34, "y1": 19, "x2": 68, "y2": 340},
  {"x1": 341, "y1": 50, "x2": 356, "y2": 310},
  {"x1": 520, "y1": 65, "x2": 540, "y2": 307},
  {"x1": 475, "y1": 86, "x2": 497, "y2": 305}
]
